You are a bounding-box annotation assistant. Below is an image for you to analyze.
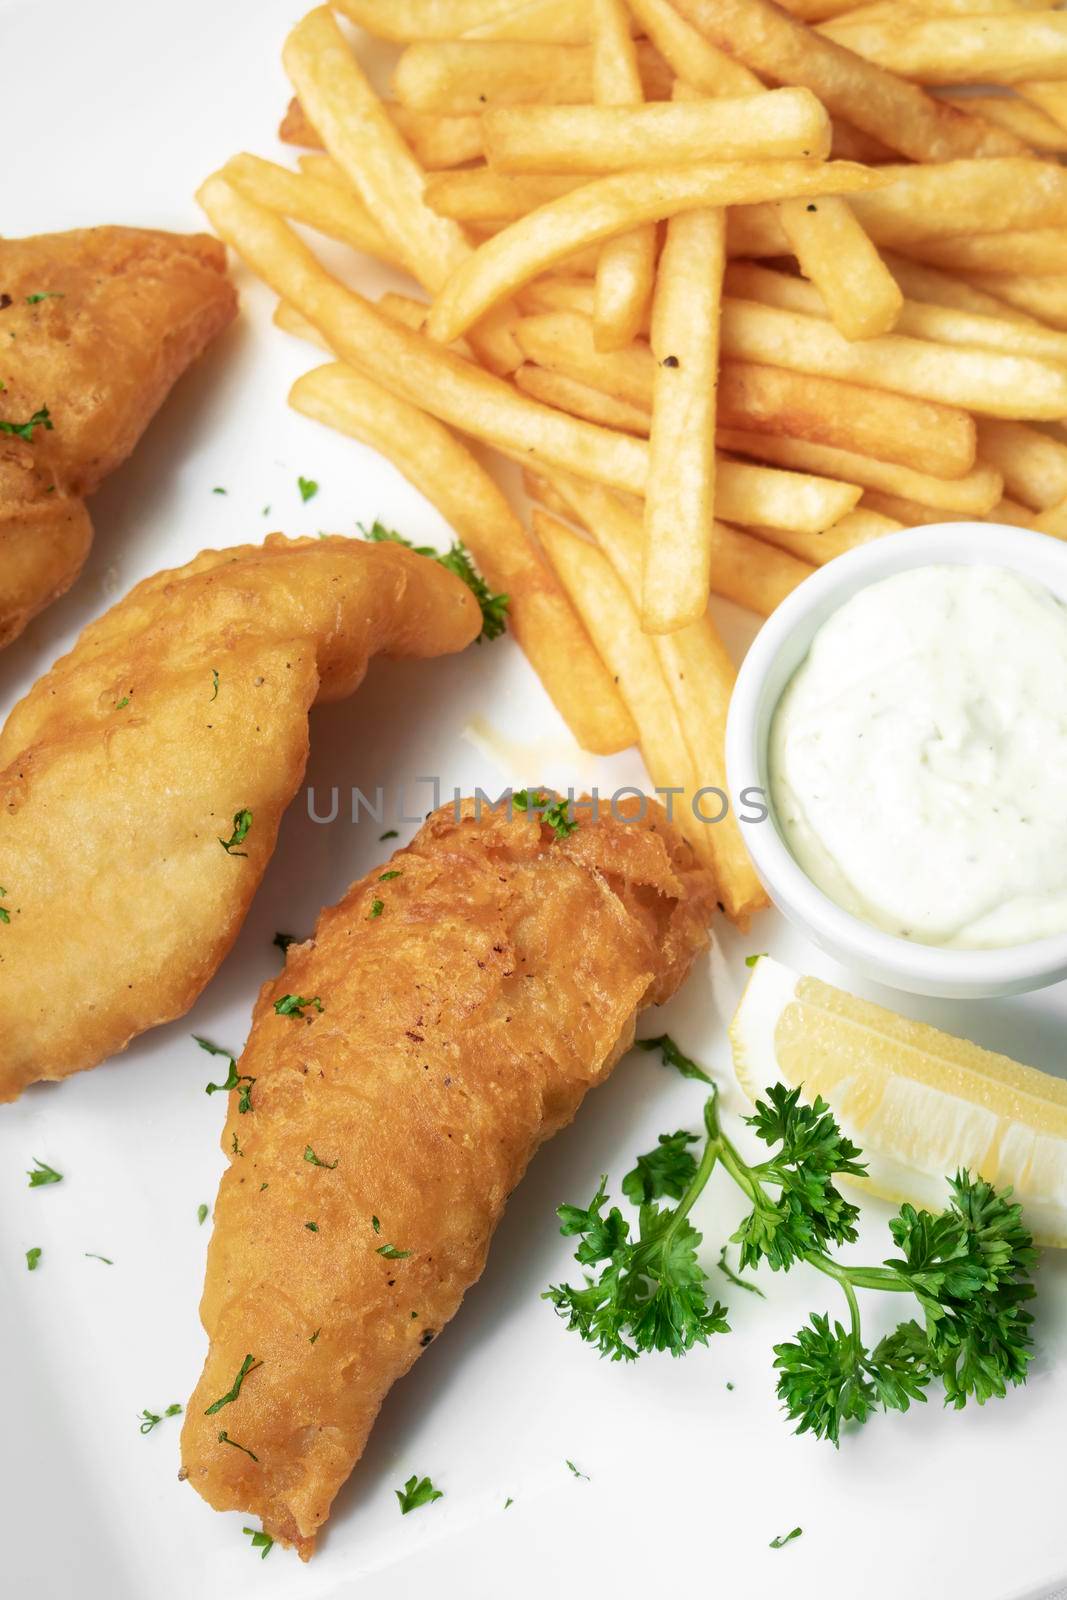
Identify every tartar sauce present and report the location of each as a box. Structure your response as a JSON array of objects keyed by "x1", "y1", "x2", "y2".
[{"x1": 769, "y1": 564, "x2": 1067, "y2": 949}]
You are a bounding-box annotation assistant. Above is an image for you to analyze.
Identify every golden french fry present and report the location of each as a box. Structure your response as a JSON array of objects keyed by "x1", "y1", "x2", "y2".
[
  {"x1": 333, "y1": 0, "x2": 560, "y2": 38},
  {"x1": 718, "y1": 428, "x2": 1003, "y2": 514},
  {"x1": 1017, "y1": 80, "x2": 1067, "y2": 135},
  {"x1": 976, "y1": 419, "x2": 1067, "y2": 511},
  {"x1": 1032, "y1": 496, "x2": 1067, "y2": 539},
  {"x1": 427, "y1": 160, "x2": 886, "y2": 343},
  {"x1": 197, "y1": 176, "x2": 650, "y2": 495},
  {"x1": 720, "y1": 298, "x2": 1067, "y2": 419},
  {"x1": 940, "y1": 91, "x2": 1067, "y2": 154},
  {"x1": 591, "y1": 0, "x2": 657, "y2": 354},
  {"x1": 829, "y1": 119, "x2": 896, "y2": 164},
  {"x1": 644, "y1": 206, "x2": 725, "y2": 633},
  {"x1": 515, "y1": 363, "x2": 652, "y2": 434},
  {"x1": 725, "y1": 260, "x2": 1067, "y2": 366},
  {"x1": 274, "y1": 300, "x2": 334, "y2": 354},
  {"x1": 393, "y1": 40, "x2": 673, "y2": 113},
  {"x1": 424, "y1": 170, "x2": 584, "y2": 224},
  {"x1": 715, "y1": 459, "x2": 861, "y2": 533},
  {"x1": 861, "y1": 488, "x2": 1038, "y2": 529},
  {"x1": 881, "y1": 251, "x2": 1043, "y2": 326},
  {"x1": 964, "y1": 272, "x2": 1067, "y2": 330},
  {"x1": 514, "y1": 307, "x2": 977, "y2": 476},
  {"x1": 536, "y1": 471, "x2": 768, "y2": 924},
  {"x1": 289, "y1": 361, "x2": 637, "y2": 755},
  {"x1": 625, "y1": 0, "x2": 763, "y2": 96},
  {"x1": 901, "y1": 229, "x2": 1067, "y2": 279},
  {"x1": 388, "y1": 104, "x2": 485, "y2": 168},
  {"x1": 749, "y1": 505, "x2": 903, "y2": 567},
  {"x1": 819, "y1": 10, "x2": 1067, "y2": 86},
  {"x1": 223, "y1": 154, "x2": 400, "y2": 265},
  {"x1": 851, "y1": 160, "x2": 1067, "y2": 247},
  {"x1": 461, "y1": 0, "x2": 613, "y2": 40},
  {"x1": 668, "y1": 0, "x2": 1026, "y2": 160},
  {"x1": 482, "y1": 90, "x2": 833, "y2": 172},
  {"x1": 777, "y1": 196, "x2": 902, "y2": 341}
]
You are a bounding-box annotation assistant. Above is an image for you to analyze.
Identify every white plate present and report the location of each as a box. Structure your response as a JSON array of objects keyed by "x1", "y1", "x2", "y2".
[{"x1": 3, "y1": 4, "x2": 1066, "y2": 1596}]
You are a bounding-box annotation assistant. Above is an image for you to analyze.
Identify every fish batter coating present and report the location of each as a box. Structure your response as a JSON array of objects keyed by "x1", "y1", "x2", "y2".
[
  {"x1": 180, "y1": 797, "x2": 715, "y2": 1557},
  {"x1": 0, "y1": 226, "x2": 237, "y2": 646},
  {"x1": 0, "y1": 536, "x2": 480, "y2": 1101}
]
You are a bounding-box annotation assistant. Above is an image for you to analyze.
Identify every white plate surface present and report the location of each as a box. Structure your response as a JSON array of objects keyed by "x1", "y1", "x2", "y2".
[{"x1": 3, "y1": 4, "x2": 1067, "y2": 1596}]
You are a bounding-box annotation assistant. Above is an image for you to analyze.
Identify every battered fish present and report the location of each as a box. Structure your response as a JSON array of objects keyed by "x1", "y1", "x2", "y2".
[
  {"x1": 0, "y1": 536, "x2": 480, "y2": 1101},
  {"x1": 181, "y1": 796, "x2": 715, "y2": 1556},
  {"x1": 0, "y1": 226, "x2": 236, "y2": 647}
]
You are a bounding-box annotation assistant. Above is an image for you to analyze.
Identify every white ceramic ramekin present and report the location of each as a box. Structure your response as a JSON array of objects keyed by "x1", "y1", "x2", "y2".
[{"x1": 725, "y1": 522, "x2": 1067, "y2": 999}]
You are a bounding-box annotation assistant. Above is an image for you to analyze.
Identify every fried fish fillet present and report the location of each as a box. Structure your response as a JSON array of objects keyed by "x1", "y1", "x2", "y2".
[
  {"x1": 0, "y1": 226, "x2": 236, "y2": 647},
  {"x1": 180, "y1": 797, "x2": 715, "y2": 1557},
  {"x1": 0, "y1": 536, "x2": 480, "y2": 1101}
]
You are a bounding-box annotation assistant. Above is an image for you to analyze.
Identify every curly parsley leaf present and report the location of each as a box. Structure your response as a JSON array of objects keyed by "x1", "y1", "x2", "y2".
[
  {"x1": 243, "y1": 1527, "x2": 274, "y2": 1559},
  {"x1": 26, "y1": 1246, "x2": 41, "y2": 1271},
  {"x1": 196, "y1": 1036, "x2": 255, "y2": 1114},
  {"x1": 396, "y1": 1474, "x2": 443, "y2": 1514},
  {"x1": 362, "y1": 522, "x2": 508, "y2": 642},
  {"x1": 219, "y1": 809, "x2": 253, "y2": 856},
  {"x1": 298, "y1": 475, "x2": 318, "y2": 503},
  {"x1": 27, "y1": 1158, "x2": 62, "y2": 1187},
  {"x1": 377, "y1": 1242, "x2": 412, "y2": 1259},
  {"x1": 0, "y1": 405, "x2": 52, "y2": 441},
  {"x1": 304, "y1": 1145, "x2": 338, "y2": 1169},
  {"x1": 274, "y1": 994, "x2": 323, "y2": 1019},
  {"x1": 513, "y1": 789, "x2": 578, "y2": 839}
]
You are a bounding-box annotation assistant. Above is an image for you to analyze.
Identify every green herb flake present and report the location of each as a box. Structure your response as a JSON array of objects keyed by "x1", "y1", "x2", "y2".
[
  {"x1": 26, "y1": 291, "x2": 65, "y2": 304},
  {"x1": 198, "y1": 1203, "x2": 209, "y2": 1227},
  {"x1": 504, "y1": 1496, "x2": 514, "y2": 1509},
  {"x1": 85, "y1": 1253, "x2": 113, "y2": 1265},
  {"x1": 376, "y1": 1242, "x2": 411, "y2": 1260},
  {"x1": 219, "y1": 808, "x2": 253, "y2": 857},
  {"x1": 210, "y1": 669, "x2": 219, "y2": 702},
  {"x1": 212, "y1": 486, "x2": 227, "y2": 495},
  {"x1": 372, "y1": 1216, "x2": 381, "y2": 1233},
  {"x1": 0, "y1": 887, "x2": 9, "y2": 925},
  {"x1": 204, "y1": 1353, "x2": 261, "y2": 1416},
  {"x1": 395, "y1": 1474, "x2": 443, "y2": 1515},
  {"x1": 379, "y1": 870, "x2": 402, "y2": 882},
  {"x1": 716, "y1": 1244, "x2": 766, "y2": 1298},
  {"x1": 770, "y1": 1528, "x2": 803, "y2": 1550},
  {"x1": 745, "y1": 953, "x2": 767, "y2": 969},
  {"x1": 368, "y1": 898, "x2": 384, "y2": 919},
  {"x1": 380, "y1": 829, "x2": 398, "y2": 841},
  {"x1": 304, "y1": 1145, "x2": 338, "y2": 1169},
  {"x1": 232, "y1": 1132, "x2": 243, "y2": 1157},
  {"x1": 0, "y1": 405, "x2": 53, "y2": 441},
  {"x1": 197, "y1": 1036, "x2": 255, "y2": 1114},
  {"x1": 305, "y1": 1221, "x2": 319, "y2": 1233},
  {"x1": 115, "y1": 695, "x2": 130, "y2": 710},
  {"x1": 362, "y1": 522, "x2": 508, "y2": 642},
  {"x1": 298, "y1": 475, "x2": 318, "y2": 503},
  {"x1": 565, "y1": 1460, "x2": 589, "y2": 1481},
  {"x1": 26, "y1": 1246, "x2": 41, "y2": 1271},
  {"x1": 218, "y1": 1430, "x2": 258, "y2": 1462},
  {"x1": 273, "y1": 994, "x2": 323, "y2": 1019},
  {"x1": 27, "y1": 1158, "x2": 62, "y2": 1188},
  {"x1": 309, "y1": 1328, "x2": 321, "y2": 1345},
  {"x1": 513, "y1": 789, "x2": 578, "y2": 840},
  {"x1": 243, "y1": 1527, "x2": 274, "y2": 1560},
  {"x1": 139, "y1": 1404, "x2": 181, "y2": 1435},
  {"x1": 636, "y1": 1033, "x2": 713, "y2": 1085}
]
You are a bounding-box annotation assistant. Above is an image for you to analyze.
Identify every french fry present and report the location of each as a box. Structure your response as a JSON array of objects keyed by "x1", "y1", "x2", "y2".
[
  {"x1": 850, "y1": 160, "x2": 1067, "y2": 248},
  {"x1": 591, "y1": 0, "x2": 657, "y2": 354},
  {"x1": 719, "y1": 298, "x2": 1067, "y2": 419},
  {"x1": 725, "y1": 261, "x2": 1067, "y2": 366},
  {"x1": 964, "y1": 272, "x2": 1067, "y2": 330},
  {"x1": 940, "y1": 91, "x2": 1067, "y2": 154},
  {"x1": 667, "y1": 0, "x2": 1026, "y2": 160},
  {"x1": 976, "y1": 419, "x2": 1067, "y2": 511},
  {"x1": 289, "y1": 361, "x2": 637, "y2": 755},
  {"x1": 424, "y1": 170, "x2": 584, "y2": 224},
  {"x1": 718, "y1": 428, "x2": 1004, "y2": 513},
  {"x1": 714, "y1": 459, "x2": 861, "y2": 533},
  {"x1": 778, "y1": 195, "x2": 902, "y2": 341},
  {"x1": 536, "y1": 472, "x2": 768, "y2": 924},
  {"x1": 222, "y1": 153, "x2": 399, "y2": 265},
  {"x1": 901, "y1": 228, "x2": 1067, "y2": 279},
  {"x1": 426, "y1": 160, "x2": 886, "y2": 343},
  {"x1": 197, "y1": 176, "x2": 650, "y2": 494},
  {"x1": 481, "y1": 90, "x2": 833, "y2": 171},
  {"x1": 1018, "y1": 81, "x2": 1067, "y2": 135},
  {"x1": 275, "y1": 300, "x2": 334, "y2": 354},
  {"x1": 393, "y1": 40, "x2": 673, "y2": 113},
  {"x1": 625, "y1": 0, "x2": 763, "y2": 97},
  {"x1": 388, "y1": 105, "x2": 486, "y2": 168},
  {"x1": 514, "y1": 308, "x2": 978, "y2": 475},
  {"x1": 748, "y1": 505, "x2": 903, "y2": 567},
  {"x1": 881, "y1": 252, "x2": 1043, "y2": 325},
  {"x1": 332, "y1": 0, "x2": 565, "y2": 38},
  {"x1": 643, "y1": 206, "x2": 725, "y2": 632},
  {"x1": 1032, "y1": 496, "x2": 1067, "y2": 539},
  {"x1": 829, "y1": 119, "x2": 896, "y2": 164},
  {"x1": 514, "y1": 363, "x2": 652, "y2": 434},
  {"x1": 819, "y1": 10, "x2": 1067, "y2": 86},
  {"x1": 861, "y1": 489, "x2": 1038, "y2": 529},
  {"x1": 461, "y1": 0, "x2": 613, "y2": 41},
  {"x1": 282, "y1": 8, "x2": 520, "y2": 374},
  {"x1": 532, "y1": 508, "x2": 716, "y2": 868}
]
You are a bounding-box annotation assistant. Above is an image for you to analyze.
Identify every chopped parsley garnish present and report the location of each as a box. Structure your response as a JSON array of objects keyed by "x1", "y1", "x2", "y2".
[
  {"x1": 197, "y1": 1036, "x2": 255, "y2": 1114},
  {"x1": 368, "y1": 898, "x2": 384, "y2": 919},
  {"x1": 274, "y1": 994, "x2": 323, "y2": 1019},
  {"x1": 204, "y1": 1354, "x2": 261, "y2": 1416},
  {"x1": 115, "y1": 695, "x2": 130, "y2": 710},
  {"x1": 218, "y1": 1430, "x2": 258, "y2": 1461},
  {"x1": 513, "y1": 789, "x2": 578, "y2": 839},
  {"x1": 210, "y1": 668, "x2": 219, "y2": 701},
  {"x1": 273, "y1": 931, "x2": 298, "y2": 953},
  {"x1": 504, "y1": 1496, "x2": 514, "y2": 1509},
  {"x1": 376, "y1": 1242, "x2": 411, "y2": 1259},
  {"x1": 380, "y1": 829, "x2": 398, "y2": 841},
  {"x1": 0, "y1": 405, "x2": 52, "y2": 441},
  {"x1": 243, "y1": 1527, "x2": 274, "y2": 1559},
  {"x1": 309, "y1": 1328, "x2": 321, "y2": 1345},
  {"x1": 27, "y1": 1158, "x2": 62, "y2": 1187},
  {"x1": 212, "y1": 486, "x2": 227, "y2": 495},
  {"x1": 379, "y1": 870, "x2": 402, "y2": 882},
  {"x1": 362, "y1": 522, "x2": 508, "y2": 642},
  {"x1": 745, "y1": 953, "x2": 767, "y2": 968},
  {"x1": 770, "y1": 1528, "x2": 803, "y2": 1550},
  {"x1": 139, "y1": 1404, "x2": 181, "y2": 1435},
  {"x1": 0, "y1": 887, "x2": 9, "y2": 925},
  {"x1": 298, "y1": 475, "x2": 318, "y2": 502},
  {"x1": 565, "y1": 1460, "x2": 589, "y2": 1480},
  {"x1": 26, "y1": 1247, "x2": 41, "y2": 1271},
  {"x1": 198, "y1": 1203, "x2": 210, "y2": 1226},
  {"x1": 395, "y1": 1474, "x2": 443, "y2": 1514},
  {"x1": 304, "y1": 1145, "x2": 338, "y2": 1169},
  {"x1": 219, "y1": 808, "x2": 253, "y2": 856},
  {"x1": 371, "y1": 1216, "x2": 381, "y2": 1233},
  {"x1": 85, "y1": 1253, "x2": 113, "y2": 1265},
  {"x1": 547, "y1": 1036, "x2": 1039, "y2": 1444},
  {"x1": 304, "y1": 1221, "x2": 319, "y2": 1232},
  {"x1": 26, "y1": 291, "x2": 65, "y2": 304},
  {"x1": 232, "y1": 1132, "x2": 243, "y2": 1157}
]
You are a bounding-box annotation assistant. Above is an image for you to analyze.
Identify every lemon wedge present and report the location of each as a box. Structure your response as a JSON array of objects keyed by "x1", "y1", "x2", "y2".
[{"x1": 730, "y1": 957, "x2": 1067, "y2": 1246}]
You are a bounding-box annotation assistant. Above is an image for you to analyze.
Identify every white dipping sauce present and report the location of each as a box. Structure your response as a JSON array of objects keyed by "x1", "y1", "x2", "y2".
[{"x1": 769, "y1": 564, "x2": 1067, "y2": 949}]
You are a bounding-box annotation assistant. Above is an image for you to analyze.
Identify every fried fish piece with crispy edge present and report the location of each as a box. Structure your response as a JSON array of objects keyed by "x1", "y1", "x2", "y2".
[
  {"x1": 181, "y1": 796, "x2": 715, "y2": 1557},
  {"x1": 0, "y1": 536, "x2": 480, "y2": 1101},
  {"x1": 0, "y1": 226, "x2": 237, "y2": 647}
]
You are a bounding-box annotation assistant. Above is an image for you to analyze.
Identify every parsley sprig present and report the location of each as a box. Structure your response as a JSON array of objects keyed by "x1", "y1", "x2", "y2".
[
  {"x1": 0, "y1": 405, "x2": 52, "y2": 441},
  {"x1": 395, "y1": 1474, "x2": 443, "y2": 1514},
  {"x1": 546, "y1": 1038, "x2": 1037, "y2": 1444},
  {"x1": 363, "y1": 521, "x2": 508, "y2": 642},
  {"x1": 513, "y1": 789, "x2": 578, "y2": 839},
  {"x1": 197, "y1": 1036, "x2": 255, "y2": 1113}
]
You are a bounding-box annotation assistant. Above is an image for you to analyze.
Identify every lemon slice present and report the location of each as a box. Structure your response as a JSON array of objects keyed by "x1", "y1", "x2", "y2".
[{"x1": 730, "y1": 957, "x2": 1067, "y2": 1246}]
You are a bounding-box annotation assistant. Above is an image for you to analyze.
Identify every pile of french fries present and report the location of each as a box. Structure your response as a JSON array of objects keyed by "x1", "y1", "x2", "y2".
[{"x1": 198, "y1": 0, "x2": 1067, "y2": 928}]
